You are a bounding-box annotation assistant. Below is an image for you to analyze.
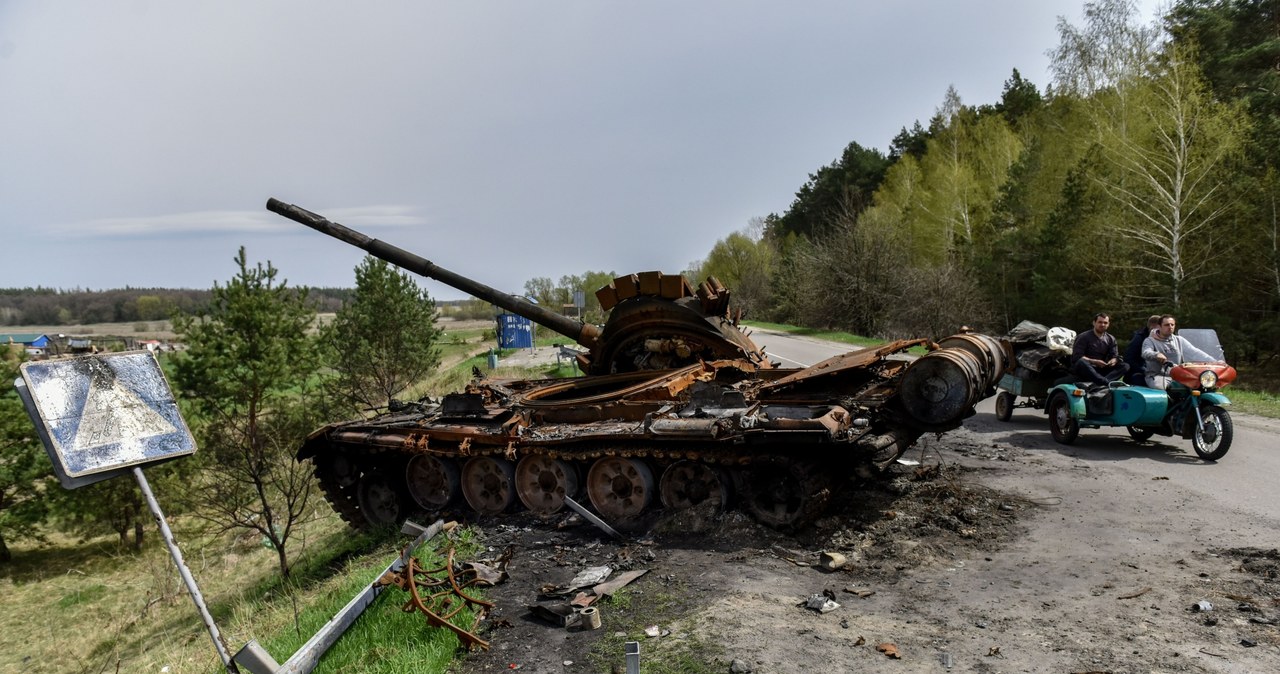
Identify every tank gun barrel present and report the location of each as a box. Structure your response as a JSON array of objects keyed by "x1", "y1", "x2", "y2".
[{"x1": 266, "y1": 198, "x2": 602, "y2": 349}]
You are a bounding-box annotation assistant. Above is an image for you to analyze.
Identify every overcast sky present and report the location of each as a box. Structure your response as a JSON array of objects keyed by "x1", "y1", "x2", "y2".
[{"x1": 0, "y1": 1, "x2": 1164, "y2": 300}]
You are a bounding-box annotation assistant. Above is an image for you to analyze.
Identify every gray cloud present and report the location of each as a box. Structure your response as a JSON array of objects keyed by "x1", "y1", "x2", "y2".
[
  {"x1": 0, "y1": 1, "x2": 1163, "y2": 297},
  {"x1": 45, "y1": 206, "x2": 426, "y2": 239}
]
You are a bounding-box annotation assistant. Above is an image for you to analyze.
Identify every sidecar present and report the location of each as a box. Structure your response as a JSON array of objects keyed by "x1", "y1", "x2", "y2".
[{"x1": 1043, "y1": 329, "x2": 1235, "y2": 462}]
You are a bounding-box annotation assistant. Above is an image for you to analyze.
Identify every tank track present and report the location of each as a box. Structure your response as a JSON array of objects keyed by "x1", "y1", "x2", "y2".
[{"x1": 307, "y1": 425, "x2": 912, "y2": 532}]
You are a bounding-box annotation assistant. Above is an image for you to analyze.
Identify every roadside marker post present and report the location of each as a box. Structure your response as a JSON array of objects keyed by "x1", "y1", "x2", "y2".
[{"x1": 625, "y1": 641, "x2": 640, "y2": 674}]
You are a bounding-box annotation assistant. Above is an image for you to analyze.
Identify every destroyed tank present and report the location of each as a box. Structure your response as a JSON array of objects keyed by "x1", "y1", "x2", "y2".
[{"x1": 267, "y1": 198, "x2": 1010, "y2": 530}]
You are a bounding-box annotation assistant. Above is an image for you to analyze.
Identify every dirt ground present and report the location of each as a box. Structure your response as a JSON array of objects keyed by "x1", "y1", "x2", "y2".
[{"x1": 441, "y1": 417, "x2": 1280, "y2": 674}]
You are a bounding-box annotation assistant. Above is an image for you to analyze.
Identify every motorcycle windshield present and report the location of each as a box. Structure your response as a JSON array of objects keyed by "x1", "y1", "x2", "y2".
[{"x1": 1176, "y1": 329, "x2": 1226, "y2": 361}]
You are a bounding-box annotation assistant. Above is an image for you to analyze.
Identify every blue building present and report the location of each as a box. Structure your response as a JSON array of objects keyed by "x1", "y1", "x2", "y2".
[{"x1": 1, "y1": 333, "x2": 52, "y2": 357}]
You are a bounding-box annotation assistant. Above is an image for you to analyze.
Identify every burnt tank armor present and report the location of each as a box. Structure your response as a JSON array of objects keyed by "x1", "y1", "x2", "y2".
[{"x1": 267, "y1": 199, "x2": 1009, "y2": 530}]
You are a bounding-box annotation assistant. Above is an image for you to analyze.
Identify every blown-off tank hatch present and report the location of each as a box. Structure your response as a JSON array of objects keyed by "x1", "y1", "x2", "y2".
[{"x1": 267, "y1": 199, "x2": 1009, "y2": 530}]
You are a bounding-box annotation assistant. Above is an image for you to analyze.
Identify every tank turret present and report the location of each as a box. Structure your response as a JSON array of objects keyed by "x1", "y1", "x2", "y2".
[{"x1": 267, "y1": 198, "x2": 769, "y2": 374}]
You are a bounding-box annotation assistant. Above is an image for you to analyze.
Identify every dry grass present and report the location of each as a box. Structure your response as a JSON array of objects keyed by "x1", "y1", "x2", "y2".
[
  {"x1": 6, "y1": 320, "x2": 180, "y2": 341},
  {"x1": 0, "y1": 316, "x2": 529, "y2": 674},
  {"x1": 0, "y1": 509, "x2": 368, "y2": 674}
]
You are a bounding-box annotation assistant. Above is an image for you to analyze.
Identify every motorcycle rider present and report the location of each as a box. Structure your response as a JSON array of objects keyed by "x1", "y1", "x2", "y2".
[
  {"x1": 1123, "y1": 315, "x2": 1162, "y2": 386},
  {"x1": 1141, "y1": 314, "x2": 1219, "y2": 389},
  {"x1": 1071, "y1": 312, "x2": 1129, "y2": 386}
]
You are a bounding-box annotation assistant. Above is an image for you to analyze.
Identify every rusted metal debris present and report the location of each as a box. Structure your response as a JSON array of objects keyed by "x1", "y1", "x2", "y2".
[
  {"x1": 876, "y1": 643, "x2": 901, "y2": 659},
  {"x1": 1117, "y1": 587, "x2": 1151, "y2": 600},
  {"x1": 375, "y1": 545, "x2": 508, "y2": 651}
]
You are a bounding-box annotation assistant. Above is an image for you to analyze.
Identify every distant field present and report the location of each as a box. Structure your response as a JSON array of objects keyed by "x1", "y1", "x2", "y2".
[
  {"x1": 4, "y1": 314, "x2": 491, "y2": 344},
  {"x1": 5, "y1": 320, "x2": 180, "y2": 340}
]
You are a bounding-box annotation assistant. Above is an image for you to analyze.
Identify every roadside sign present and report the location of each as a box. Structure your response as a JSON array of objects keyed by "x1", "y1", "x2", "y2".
[
  {"x1": 18, "y1": 351, "x2": 195, "y2": 483},
  {"x1": 13, "y1": 351, "x2": 233, "y2": 671}
]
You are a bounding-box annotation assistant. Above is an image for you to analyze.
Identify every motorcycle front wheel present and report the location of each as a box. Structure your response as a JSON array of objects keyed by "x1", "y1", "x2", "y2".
[{"x1": 1192, "y1": 404, "x2": 1233, "y2": 461}]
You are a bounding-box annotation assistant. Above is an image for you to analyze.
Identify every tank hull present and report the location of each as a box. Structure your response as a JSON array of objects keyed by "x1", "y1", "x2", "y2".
[{"x1": 303, "y1": 336, "x2": 1005, "y2": 530}]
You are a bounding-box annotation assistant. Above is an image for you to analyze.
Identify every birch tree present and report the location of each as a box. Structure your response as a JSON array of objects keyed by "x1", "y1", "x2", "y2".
[
  {"x1": 1092, "y1": 47, "x2": 1249, "y2": 308},
  {"x1": 1049, "y1": 0, "x2": 1159, "y2": 98},
  {"x1": 914, "y1": 87, "x2": 1023, "y2": 263}
]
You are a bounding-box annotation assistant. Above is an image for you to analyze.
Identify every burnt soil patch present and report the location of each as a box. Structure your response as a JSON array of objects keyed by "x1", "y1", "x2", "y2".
[{"x1": 449, "y1": 461, "x2": 1029, "y2": 673}]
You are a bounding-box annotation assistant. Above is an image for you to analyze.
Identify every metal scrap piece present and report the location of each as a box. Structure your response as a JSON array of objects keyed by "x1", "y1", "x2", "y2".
[
  {"x1": 803, "y1": 594, "x2": 840, "y2": 613},
  {"x1": 375, "y1": 545, "x2": 497, "y2": 651},
  {"x1": 567, "y1": 565, "x2": 613, "y2": 590},
  {"x1": 592, "y1": 569, "x2": 649, "y2": 598}
]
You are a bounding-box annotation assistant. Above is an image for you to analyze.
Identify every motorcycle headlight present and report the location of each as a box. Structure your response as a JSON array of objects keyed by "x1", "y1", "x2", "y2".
[{"x1": 1199, "y1": 370, "x2": 1218, "y2": 388}]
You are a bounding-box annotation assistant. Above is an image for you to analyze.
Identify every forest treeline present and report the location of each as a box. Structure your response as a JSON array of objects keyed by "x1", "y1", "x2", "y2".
[
  {"x1": 0, "y1": 286, "x2": 354, "y2": 326},
  {"x1": 680, "y1": 0, "x2": 1280, "y2": 364},
  {"x1": 8, "y1": 1, "x2": 1277, "y2": 368}
]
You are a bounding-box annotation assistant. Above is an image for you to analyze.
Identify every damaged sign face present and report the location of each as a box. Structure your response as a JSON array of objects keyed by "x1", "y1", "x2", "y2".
[{"x1": 18, "y1": 352, "x2": 195, "y2": 486}]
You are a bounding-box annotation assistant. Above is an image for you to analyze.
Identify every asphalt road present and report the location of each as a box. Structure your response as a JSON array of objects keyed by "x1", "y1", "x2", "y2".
[{"x1": 758, "y1": 328, "x2": 1280, "y2": 521}]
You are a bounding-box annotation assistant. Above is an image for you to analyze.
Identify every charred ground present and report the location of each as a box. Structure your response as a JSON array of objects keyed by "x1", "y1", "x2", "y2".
[
  {"x1": 445, "y1": 428, "x2": 1280, "y2": 674},
  {"x1": 451, "y1": 451, "x2": 1033, "y2": 674}
]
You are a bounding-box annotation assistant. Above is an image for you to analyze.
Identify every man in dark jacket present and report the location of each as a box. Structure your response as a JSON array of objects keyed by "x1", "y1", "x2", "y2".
[
  {"x1": 1071, "y1": 312, "x2": 1129, "y2": 386},
  {"x1": 1123, "y1": 315, "x2": 1162, "y2": 385}
]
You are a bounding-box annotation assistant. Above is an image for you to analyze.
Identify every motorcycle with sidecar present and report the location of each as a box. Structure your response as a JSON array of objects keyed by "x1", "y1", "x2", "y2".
[{"x1": 1044, "y1": 329, "x2": 1236, "y2": 461}]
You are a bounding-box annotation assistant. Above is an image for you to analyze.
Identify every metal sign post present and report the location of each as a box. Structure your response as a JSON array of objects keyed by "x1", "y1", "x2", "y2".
[
  {"x1": 16, "y1": 352, "x2": 237, "y2": 673},
  {"x1": 134, "y1": 466, "x2": 239, "y2": 672}
]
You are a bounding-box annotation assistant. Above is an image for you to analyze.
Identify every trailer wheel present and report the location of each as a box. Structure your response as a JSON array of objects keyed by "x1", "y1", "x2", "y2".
[{"x1": 995, "y1": 391, "x2": 1015, "y2": 421}]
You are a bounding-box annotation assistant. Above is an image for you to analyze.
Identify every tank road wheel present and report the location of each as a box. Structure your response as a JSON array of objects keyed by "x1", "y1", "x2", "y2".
[
  {"x1": 461, "y1": 457, "x2": 519, "y2": 515},
  {"x1": 1127, "y1": 426, "x2": 1155, "y2": 442},
  {"x1": 1192, "y1": 405, "x2": 1233, "y2": 462},
  {"x1": 405, "y1": 455, "x2": 461, "y2": 511},
  {"x1": 515, "y1": 455, "x2": 580, "y2": 515},
  {"x1": 995, "y1": 391, "x2": 1015, "y2": 422},
  {"x1": 356, "y1": 470, "x2": 407, "y2": 528},
  {"x1": 659, "y1": 460, "x2": 730, "y2": 511},
  {"x1": 1047, "y1": 393, "x2": 1079, "y2": 445},
  {"x1": 586, "y1": 457, "x2": 655, "y2": 521},
  {"x1": 743, "y1": 460, "x2": 832, "y2": 530},
  {"x1": 317, "y1": 451, "x2": 360, "y2": 488}
]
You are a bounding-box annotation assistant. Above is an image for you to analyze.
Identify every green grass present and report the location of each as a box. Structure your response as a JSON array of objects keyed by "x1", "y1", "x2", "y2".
[
  {"x1": 0, "y1": 513, "x2": 489, "y2": 674},
  {"x1": 741, "y1": 320, "x2": 884, "y2": 348},
  {"x1": 56, "y1": 583, "x2": 108, "y2": 609},
  {"x1": 539, "y1": 363, "x2": 582, "y2": 378},
  {"x1": 742, "y1": 320, "x2": 933, "y2": 356},
  {"x1": 1225, "y1": 386, "x2": 1280, "y2": 418},
  {"x1": 587, "y1": 579, "x2": 724, "y2": 674},
  {"x1": 254, "y1": 529, "x2": 485, "y2": 674},
  {"x1": 437, "y1": 328, "x2": 491, "y2": 365}
]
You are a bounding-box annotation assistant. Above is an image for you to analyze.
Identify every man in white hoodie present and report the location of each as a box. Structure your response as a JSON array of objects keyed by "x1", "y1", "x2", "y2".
[{"x1": 1141, "y1": 314, "x2": 1218, "y2": 389}]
